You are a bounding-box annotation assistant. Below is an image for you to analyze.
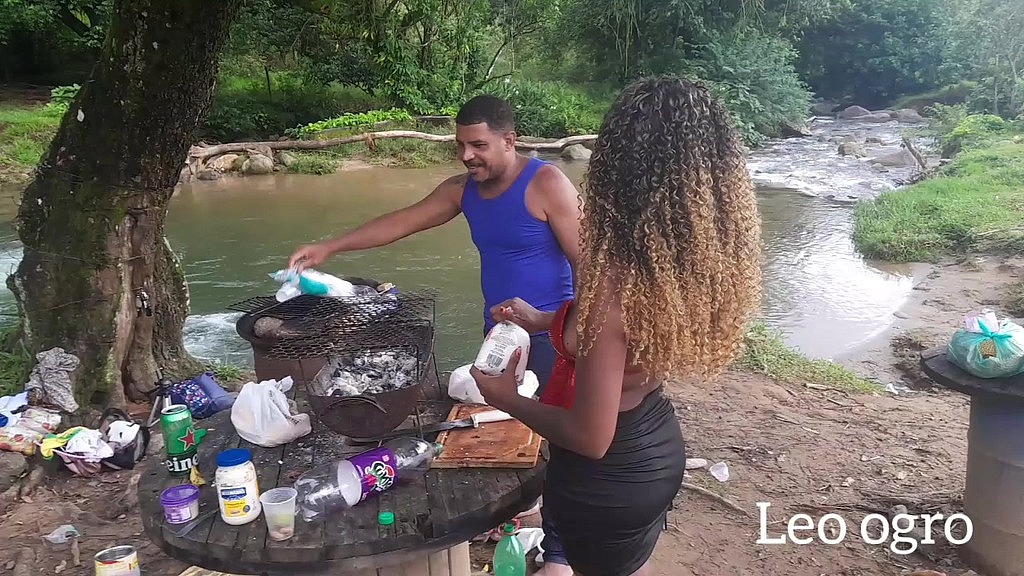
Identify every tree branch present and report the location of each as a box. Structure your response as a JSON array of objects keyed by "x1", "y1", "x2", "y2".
[{"x1": 189, "y1": 131, "x2": 597, "y2": 160}]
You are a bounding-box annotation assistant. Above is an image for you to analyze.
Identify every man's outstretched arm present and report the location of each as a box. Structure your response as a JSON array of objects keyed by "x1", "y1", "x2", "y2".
[{"x1": 289, "y1": 174, "x2": 466, "y2": 269}]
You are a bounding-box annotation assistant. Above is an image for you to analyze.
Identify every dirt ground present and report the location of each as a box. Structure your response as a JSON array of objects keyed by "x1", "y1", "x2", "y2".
[{"x1": 2, "y1": 255, "x2": 1018, "y2": 576}]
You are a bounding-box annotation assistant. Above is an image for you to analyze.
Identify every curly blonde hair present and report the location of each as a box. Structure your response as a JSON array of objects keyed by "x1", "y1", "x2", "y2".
[{"x1": 575, "y1": 75, "x2": 762, "y2": 383}]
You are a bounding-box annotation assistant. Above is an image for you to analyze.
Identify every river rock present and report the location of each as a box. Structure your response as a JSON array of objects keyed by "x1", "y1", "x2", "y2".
[
  {"x1": 209, "y1": 153, "x2": 240, "y2": 172},
  {"x1": 895, "y1": 108, "x2": 925, "y2": 123},
  {"x1": 0, "y1": 452, "x2": 26, "y2": 492},
  {"x1": 196, "y1": 169, "x2": 222, "y2": 181},
  {"x1": 838, "y1": 142, "x2": 867, "y2": 157},
  {"x1": 857, "y1": 112, "x2": 895, "y2": 123},
  {"x1": 779, "y1": 120, "x2": 813, "y2": 138},
  {"x1": 231, "y1": 155, "x2": 247, "y2": 171},
  {"x1": 275, "y1": 151, "x2": 297, "y2": 167},
  {"x1": 561, "y1": 144, "x2": 592, "y2": 161},
  {"x1": 838, "y1": 105, "x2": 871, "y2": 119},
  {"x1": 865, "y1": 136, "x2": 885, "y2": 145},
  {"x1": 242, "y1": 154, "x2": 275, "y2": 175},
  {"x1": 870, "y1": 148, "x2": 917, "y2": 167}
]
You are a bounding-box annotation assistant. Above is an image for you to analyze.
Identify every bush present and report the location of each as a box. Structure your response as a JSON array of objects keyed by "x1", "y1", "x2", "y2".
[
  {"x1": 938, "y1": 113, "x2": 1009, "y2": 156},
  {"x1": 477, "y1": 80, "x2": 608, "y2": 138},
  {"x1": 202, "y1": 73, "x2": 389, "y2": 142},
  {"x1": 289, "y1": 108, "x2": 414, "y2": 138},
  {"x1": 679, "y1": 30, "x2": 811, "y2": 147}
]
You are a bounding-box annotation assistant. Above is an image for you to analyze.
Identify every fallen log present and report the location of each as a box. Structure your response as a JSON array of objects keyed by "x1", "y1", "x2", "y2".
[{"x1": 188, "y1": 131, "x2": 598, "y2": 161}]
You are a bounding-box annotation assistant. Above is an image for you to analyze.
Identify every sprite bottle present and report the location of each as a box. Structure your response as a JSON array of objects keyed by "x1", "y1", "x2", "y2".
[{"x1": 161, "y1": 405, "x2": 206, "y2": 476}]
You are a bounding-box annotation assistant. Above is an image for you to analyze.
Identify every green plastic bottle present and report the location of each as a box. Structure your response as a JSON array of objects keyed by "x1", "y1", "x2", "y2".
[{"x1": 492, "y1": 523, "x2": 526, "y2": 576}]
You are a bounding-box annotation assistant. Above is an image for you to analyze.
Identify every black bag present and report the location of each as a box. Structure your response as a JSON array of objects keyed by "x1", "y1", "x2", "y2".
[{"x1": 97, "y1": 407, "x2": 150, "y2": 471}]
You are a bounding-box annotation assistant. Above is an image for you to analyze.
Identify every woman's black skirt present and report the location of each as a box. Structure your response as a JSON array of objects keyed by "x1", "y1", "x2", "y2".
[{"x1": 542, "y1": 386, "x2": 686, "y2": 576}]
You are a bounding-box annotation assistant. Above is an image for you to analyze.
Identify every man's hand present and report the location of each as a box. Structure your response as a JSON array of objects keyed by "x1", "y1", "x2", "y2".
[
  {"x1": 288, "y1": 242, "x2": 334, "y2": 271},
  {"x1": 490, "y1": 297, "x2": 547, "y2": 334}
]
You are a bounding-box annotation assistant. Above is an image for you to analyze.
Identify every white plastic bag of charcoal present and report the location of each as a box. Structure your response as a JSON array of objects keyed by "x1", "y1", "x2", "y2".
[
  {"x1": 231, "y1": 376, "x2": 312, "y2": 447},
  {"x1": 448, "y1": 365, "x2": 540, "y2": 405}
]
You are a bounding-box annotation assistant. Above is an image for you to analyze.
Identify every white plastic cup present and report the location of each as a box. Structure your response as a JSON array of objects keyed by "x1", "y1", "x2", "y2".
[{"x1": 260, "y1": 487, "x2": 298, "y2": 541}]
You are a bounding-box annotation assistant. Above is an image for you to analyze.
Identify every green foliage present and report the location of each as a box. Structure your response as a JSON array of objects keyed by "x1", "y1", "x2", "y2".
[
  {"x1": 44, "y1": 83, "x2": 80, "y2": 114},
  {"x1": 202, "y1": 74, "x2": 388, "y2": 142},
  {"x1": 680, "y1": 30, "x2": 811, "y2": 146},
  {"x1": 0, "y1": 0, "x2": 110, "y2": 82},
  {"x1": 479, "y1": 80, "x2": 607, "y2": 137},
  {"x1": 290, "y1": 108, "x2": 414, "y2": 138},
  {"x1": 939, "y1": 113, "x2": 1008, "y2": 156},
  {"x1": 853, "y1": 136, "x2": 1024, "y2": 262},
  {"x1": 794, "y1": 0, "x2": 955, "y2": 108}
]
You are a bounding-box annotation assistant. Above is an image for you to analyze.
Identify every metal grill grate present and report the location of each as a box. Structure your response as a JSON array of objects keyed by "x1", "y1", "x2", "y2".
[{"x1": 230, "y1": 290, "x2": 437, "y2": 361}]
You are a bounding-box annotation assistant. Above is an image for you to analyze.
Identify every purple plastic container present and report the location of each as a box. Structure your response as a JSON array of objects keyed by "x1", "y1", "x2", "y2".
[{"x1": 159, "y1": 484, "x2": 200, "y2": 524}]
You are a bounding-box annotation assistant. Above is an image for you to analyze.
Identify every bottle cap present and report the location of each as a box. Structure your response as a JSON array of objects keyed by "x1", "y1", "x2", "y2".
[
  {"x1": 501, "y1": 522, "x2": 516, "y2": 535},
  {"x1": 215, "y1": 448, "x2": 251, "y2": 468},
  {"x1": 432, "y1": 442, "x2": 444, "y2": 456},
  {"x1": 378, "y1": 511, "x2": 395, "y2": 526}
]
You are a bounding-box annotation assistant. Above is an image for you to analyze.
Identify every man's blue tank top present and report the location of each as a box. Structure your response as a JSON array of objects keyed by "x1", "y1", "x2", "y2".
[{"x1": 461, "y1": 157, "x2": 575, "y2": 334}]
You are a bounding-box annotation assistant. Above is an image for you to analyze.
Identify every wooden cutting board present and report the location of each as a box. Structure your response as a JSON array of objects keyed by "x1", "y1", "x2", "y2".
[{"x1": 431, "y1": 404, "x2": 543, "y2": 469}]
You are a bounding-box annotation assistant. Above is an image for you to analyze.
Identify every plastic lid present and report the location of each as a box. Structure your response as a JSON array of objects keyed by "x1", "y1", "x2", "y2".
[
  {"x1": 378, "y1": 511, "x2": 395, "y2": 526},
  {"x1": 501, "y1": 523, "x2": 516, "y2": 535},
  {"x1": 216, "y1": 448, "x2": 252, "y2": 468},
  {"x1": 159, "y1": 483, "x2": 199, "y2": 505}
]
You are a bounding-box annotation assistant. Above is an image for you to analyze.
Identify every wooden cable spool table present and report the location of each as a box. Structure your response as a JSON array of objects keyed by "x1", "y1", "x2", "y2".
[
  {"x1": 920, "y1": 345, "x2": 1024, "y2": 576},
  {"x1": 138, "y1": 377, "x2": 548, "y2": 576}
]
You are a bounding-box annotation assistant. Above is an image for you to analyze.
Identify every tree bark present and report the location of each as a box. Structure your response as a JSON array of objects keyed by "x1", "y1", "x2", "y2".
[{"x1": 8, "y1": 0, "x2": 243, "y2": 409}]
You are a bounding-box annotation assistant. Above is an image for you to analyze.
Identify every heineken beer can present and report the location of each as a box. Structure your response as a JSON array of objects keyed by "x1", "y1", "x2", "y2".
[{"x1": 161, "y1": 404, "x2": 199, "y2": 476}]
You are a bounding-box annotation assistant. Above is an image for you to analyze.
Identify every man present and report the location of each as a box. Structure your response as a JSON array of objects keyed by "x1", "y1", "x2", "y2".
[{"x1": 288, "y1": 95, "x2": 579, "y2": 576}]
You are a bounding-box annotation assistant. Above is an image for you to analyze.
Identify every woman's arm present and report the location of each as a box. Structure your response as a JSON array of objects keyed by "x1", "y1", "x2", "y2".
[{"x1": 487, "y1": 285, "x2": 627, "y2": 459}]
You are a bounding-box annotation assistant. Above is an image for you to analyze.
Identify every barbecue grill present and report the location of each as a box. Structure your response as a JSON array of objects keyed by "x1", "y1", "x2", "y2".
[{"x1": 228, "y1": 278, "x2": 439, "y2": 437}]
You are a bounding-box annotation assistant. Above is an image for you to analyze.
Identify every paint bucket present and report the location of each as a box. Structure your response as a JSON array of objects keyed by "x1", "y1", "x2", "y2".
[
  {"x1": 94, "y1": 545, "x2": 141, "y2": 576},
  {"x1": 160, "y1": 483, "x2": 201, "y2": 524}
]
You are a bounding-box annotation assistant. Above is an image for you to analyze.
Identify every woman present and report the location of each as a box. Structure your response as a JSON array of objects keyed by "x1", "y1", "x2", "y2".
[{"x1": 469, "y1": 75, "x2": 762, "y2": 576}]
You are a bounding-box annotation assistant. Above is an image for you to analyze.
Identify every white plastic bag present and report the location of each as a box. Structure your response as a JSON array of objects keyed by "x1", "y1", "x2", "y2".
[
  {"x1": 448, "y1": 364, "x2": 539, "y2": 404},
  {"x1": 230, "y1": 377, "x2": 312, "y2": 447},
  {"x1": 270, "y1": 268, "x2": 357, "y2": 302}
]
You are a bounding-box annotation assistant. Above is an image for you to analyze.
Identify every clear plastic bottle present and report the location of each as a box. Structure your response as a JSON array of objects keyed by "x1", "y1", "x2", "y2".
[
  {"x1": 492, "y1": 523, "x2": 526, "y2": 576},
  {"x1": 293, "y1": 437, "x2": 442, "y2": 521}
]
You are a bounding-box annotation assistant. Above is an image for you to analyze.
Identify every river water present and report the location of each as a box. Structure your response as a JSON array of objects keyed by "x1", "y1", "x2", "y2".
[{"x1": 0, "y1": 116, "x2": 927, "y2": 373}]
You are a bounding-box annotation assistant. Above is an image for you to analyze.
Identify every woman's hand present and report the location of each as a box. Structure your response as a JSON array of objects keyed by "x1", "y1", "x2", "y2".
[
  {"x1": 469, "y1": 347, "x2": 524, "y2": 411},
  {"x1": 490, "y1": 298, "x2": 546, "y2": 334}
]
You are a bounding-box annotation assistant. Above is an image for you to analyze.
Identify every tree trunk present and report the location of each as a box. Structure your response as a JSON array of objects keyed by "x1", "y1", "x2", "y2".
[{"x1": 8, "y1": 0, "x2": 243, "y2": 409}]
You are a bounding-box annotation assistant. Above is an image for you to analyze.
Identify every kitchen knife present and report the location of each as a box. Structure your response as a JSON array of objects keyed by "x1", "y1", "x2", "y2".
[{"x1": 347, "y1": 409, "x2": 513, "y2": 444}]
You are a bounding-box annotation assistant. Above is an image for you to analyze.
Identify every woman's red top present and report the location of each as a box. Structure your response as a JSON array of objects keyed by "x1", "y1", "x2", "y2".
[{"x1": 539, "y1": 300, "x2": 576, "y2": 409}]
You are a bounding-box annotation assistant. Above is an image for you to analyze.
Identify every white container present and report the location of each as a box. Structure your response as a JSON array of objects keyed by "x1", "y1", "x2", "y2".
[
  {"x1": 215, "y1": 448, "x2": 261, "y2": 525},
  {"x1": 473, "y1": 321, "x2": 531, "y2": 383}
]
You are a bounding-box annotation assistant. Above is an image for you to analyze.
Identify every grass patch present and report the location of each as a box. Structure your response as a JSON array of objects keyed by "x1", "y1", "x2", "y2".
[
  {"x1": 206, "y1": 361, "x2": 244, "y2": 383},
  {"x1": 0, "y1": 323, "x2": 30, "y2": 397},
  {"x1": 0, "y1": 103, "x2": 61, "y2": 181},
  {"x1": 853, "y1": 138, "x2": 1024, "y2": 262},
  {"x1": 737, "y1": 322, "x2": 879, "y2": 393}
]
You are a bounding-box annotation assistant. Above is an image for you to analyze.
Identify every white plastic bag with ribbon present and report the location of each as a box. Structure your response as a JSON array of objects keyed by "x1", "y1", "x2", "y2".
[
  {"x1": 230, "y1": 377, "x2": 312, "y2": 447},
  {"x1": 448, "y1": 364, "x2": 540, "y2": 404}
]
